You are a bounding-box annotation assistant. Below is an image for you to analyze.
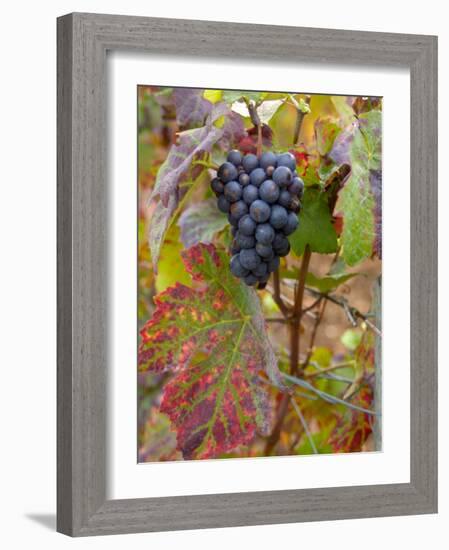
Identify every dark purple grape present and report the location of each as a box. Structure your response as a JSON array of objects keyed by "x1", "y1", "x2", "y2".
[
  {"x1": 239, "y1": 173, "x2": 250, "y2": 186},
  {"x1": 283, "y1": 212, "x2": 299, "y2": 236},
  {"x1": 289, "y1": 176, "x2": 304, "y2": 197},
  {"x1": 218, "y1": 162, "x2": 238, "y2": 183},
  {"x1": 230, "y1": 254, "x2": 249, "y2": 278},
  {"x1": 223, "y1": 180, "x2": 243, "y2": 203},
  {"x1": 249, "y1": 200, "x2": 271, "y2": 223},
  {"x1": 239, "y1": 248, "x2": 261, "y2": 270},
  {"x1": 252, "y1": 262, "x2": 268, "y2": 278},
  {"x1": 231, "y1": 225, "x2": 238, "y2": 237},
  {"x1": 272, "y1": 165, "x2": 293, "y2": 187},
  {"x1": 267, "y1": 256, "x2": 280, "y2": 273},
  {"x1": 211, "y1": 177, "x2": 224, "y2": 195},
  {"x1": 238, "y1": 214, "x2": 256, "y2": 236},
  {"x1": 259, "y1": 151, "x2": 277, "y2": 170},
  {"x1": 243, "y1": 184, "x2": 259, "y2": 205},
  {"x1": 277, "y1": 152, "x2": 296, "y2": 171},
  {"x1": 270, "y1": 205, "x2": 288, "y2": 229},
  {"x1": 273, "y1": 233, "x2": 290, "y2": 256},
  {"x1": 258, "y1": 273, "x2": 270, "y2": 285},
  {"x1": 227, "y1": 212, "x2": 240, "y2": 226},
  {"x1": 259, "y1": 179, "x2": 280, "y2": 204},
  {"x1": 242, "y1": 153, "x2": 259, "y2": 173},
  {"x1": 249, "y1": 167, "x2": 266, "y2": 187},
  {"x1": 256, "y1": 242, "x2": 274, "y2": 260},
  {"x1": 255, "y1": 223, "x2": 275, "y2": 245},
  {"x1": 230, "y1": 200, "x2": 248, "y2": 221},
  {"x1": 227, "y1": 150, "x2": 243, "y2": 167},
  {"x1": 217, "y1": 195, "x2": 231, "y2": 213},
  {"x1": 277, "y1": 190, "x2": 292, "y2": 208},
  {"x1": 244, "y1": 273, "x2": 259, "y2": 286},
  {"x1": 235, "y1": 232, "x2": 256, "y2": 249}
]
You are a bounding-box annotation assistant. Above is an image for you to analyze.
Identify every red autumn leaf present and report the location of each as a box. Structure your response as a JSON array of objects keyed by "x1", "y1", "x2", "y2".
[{"x1": 139, "y1": 243, "x2": 283, "y2": 459}]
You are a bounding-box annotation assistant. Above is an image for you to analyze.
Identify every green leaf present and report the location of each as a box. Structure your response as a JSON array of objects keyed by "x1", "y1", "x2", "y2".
[
  {"x1": 155, "y1": 226, "x2": 191, "y2": 293},
  {"x1": 314, "y1": 117, "x2": 341, "y2": 156},
  {"x1": 305, "y1": 272, "x2": 358, "y2": 293},
  {"x1": 337, "y1": 109, "x2": 381, "y2": 265},
  {"x1": 139, "y1": 243, "x2": 284, "y2": 459},
  {"x1": 177, "y1": 198, "x2": 228, "y2": 248},
  {"x1": 290, "y1": 188, "x2": 338, "y2": 256}
]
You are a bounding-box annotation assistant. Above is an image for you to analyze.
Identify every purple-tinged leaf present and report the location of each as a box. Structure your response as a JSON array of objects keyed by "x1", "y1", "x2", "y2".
[
  {"x1": 178, "y1": 199, "x2": 228, "y2": 248},
  {"x1": 139, "y1": 243, "x2": 283, "y2": 459},
  {"x1": 330, "y1": 120, "x2": 359, "y2": 165},
  {"x1": 149, "y1": 102, "x2": 245, "y2": 267},
  {"x1": 173, "y1": 88, "x2": 213, "y2": 128}
]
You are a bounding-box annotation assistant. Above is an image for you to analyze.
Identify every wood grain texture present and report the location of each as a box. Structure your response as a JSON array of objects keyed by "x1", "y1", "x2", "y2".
[{"x1": 57, "y1": 12, "x2": 438, "y2": 536}]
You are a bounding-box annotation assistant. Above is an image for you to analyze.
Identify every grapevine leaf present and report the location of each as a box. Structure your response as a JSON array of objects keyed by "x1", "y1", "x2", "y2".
[
  {"x1": 203, "y1": 89, "x2": 223, "y2": 104},
  {"x1": 139, "y1": 243, "x2": 282, "y2": 459},
  {"x1": 328, "y1": 386, "x2": 374, "y2": 452},
  {"x1": 336, "y1": 110, "x2": 382, "y2": 265},
  {"x1": 330, "y1": 120, "x2": 358, "y2": 165},
  {"x1": 173, "y1": 88, "x2": 212, "y2": 128},
  {"x1": 290, "y1": 188, "x2": 338, "y2": 256},
  {"x1": 314, "y1": 117, "x2": 341, "y2": 156},
  {"x1": 178, "y1": 199, "x2": 228, "y2": 248},
  {"x1": 149, "y1": 102, "x2": 244, "y2": 267},
  {"x1": 156, "y1": 226, "x2": 191, "y2": 293}
]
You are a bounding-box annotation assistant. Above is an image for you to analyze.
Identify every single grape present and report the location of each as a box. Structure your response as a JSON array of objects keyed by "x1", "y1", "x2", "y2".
[
  {"x1": 277, "y1": 152, "x2": 296, "y2": 171},
  {"x1": 227, "y1": 212, "x2": 240, "y2": 227},
  {"x1": 252, "y1": 262, "x2": 268, "y2": 277},
  {"x1": 242, "y1": 153, "x2": 259, "y2": 173},
  {"x1": 255, "y1": 223, "x2": 275, "y2": 245},
  {"x1": 273, "y1": 233, "x2": 290, "y2": 256},
  {"x1": 239, "y1": 173, "x2": 250, "y2": 186},
  {"x1": 272, "y1": 165, "x2": 293, "y2": 187},
  {"x1": 244, "y1": 273, "x2": 259, "y2": 286},
  {"x1": 259, "y1": 151, "x2": 277, "y2": 170},
  {"x1": 235, "y1": 232, "x2": 256, "y2": 249},
  {"x1": 258, "y1": 273, "x2": 270, "y2": 285},
  {"x1": 289, "y1": 176, "x2": 304, "y2": 197},
  {"x1": 227, "y1": 149, "x2": 243, "y2": 167},
  {"x1": 218, "y1": 162, "x2": 238, "y2": 183},
  {"x1": 238, "y1": 214, "x2": 256, "y2": 236},
  {"x1": 231, "y1": 225, "x2": 237, "y2": 237},
  {"x1": 277, "y1": 190, "x2": 292, "y2": 209},
  {"x1": 239, "y1": 248, "x2": 261, "y2": 270},
  {"x1": 249, "y1": 200, "x2": 271, "y2": 223},
  {"x1": 230, "y1": 200, "x2": 248, "y2": 221},
  {"x1": 270, "y1": 204, "x2": 288, "y2": 229},
  {"x1": 211, "y1": 177, "x2": 224, "y2": 196},
  {"x1": 223, "y1": 180, "x2": 243, "y2": 203},
  {"x1": 217, "y1": 195, "x2": 231, "y2": 213},
  {"x1": 256, "y1": 242, "x2": 274, "y2": 260},
  {"x1": 230, "y1": 254, "x2": 249, "y2": 278},
  {"x1": 242, "y1": 184, "x2": 259, "y2": 205},
  {"x1": 259, "y1": 179, "x2": 280, "y2": 204},
  {"x1": 267, "y1": 255, "x2": 280, "y2": 273},
  {"x1": 283, "y1": 212, "x2": 299, "y2": 236},
  {"x1": 249, "y1": 167, "x2": 266, "y2": 187}
]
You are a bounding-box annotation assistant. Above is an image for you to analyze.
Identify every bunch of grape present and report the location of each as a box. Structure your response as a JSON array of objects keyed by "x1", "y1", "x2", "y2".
[{"x1": 211, "y1": 150, "x2": 304, "y2": 288}]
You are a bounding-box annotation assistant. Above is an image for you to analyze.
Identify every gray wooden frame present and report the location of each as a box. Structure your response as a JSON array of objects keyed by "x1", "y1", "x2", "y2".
[{"x1": 57, "y1": 12, "x2": 438, "y2": 537}]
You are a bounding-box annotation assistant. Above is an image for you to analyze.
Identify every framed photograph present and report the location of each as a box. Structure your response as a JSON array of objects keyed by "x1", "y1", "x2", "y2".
[{"x1": 57, "y1": 12, "x2": 437, "y2": 536}]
